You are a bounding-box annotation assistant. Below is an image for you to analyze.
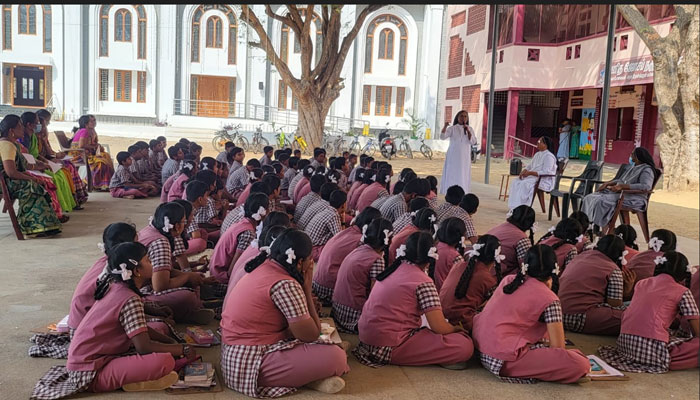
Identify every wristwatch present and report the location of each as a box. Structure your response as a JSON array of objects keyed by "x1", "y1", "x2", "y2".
[{"x1": 182, "y1": 344, "x2": 192, "y2": 358}]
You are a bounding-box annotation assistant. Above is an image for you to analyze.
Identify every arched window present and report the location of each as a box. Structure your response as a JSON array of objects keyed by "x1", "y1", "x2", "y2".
[
  {"x1": 115, "y1": 8, "x2": 132, "y2": 42},
  {"x1": 18, "y1": 5, "x2": 36, "y2": 35},
  {"x1": 378, "y1": 28, "x2": 394, "y2": 59},
  {"x1": 136, "y1": 5, "x2": 146, "y2": 59},
  {"x1": 191, "y1": 5, "x2": 237, "y2": 64},
  {"x1": 206, "y1": 16, "x2": 222, "y2": 48},
  {"x1": 99, "y1": 5, "x2": 110, "y2": 56},
  {"x1": 364, "y1": 14, "x2": 408, "y2": 75},
  {"x1": 279, "y1": 9, "x2": 323, "y2": 67},
  {"x1": 42, "y1": 5, "x2": 51, "y2": 52}
]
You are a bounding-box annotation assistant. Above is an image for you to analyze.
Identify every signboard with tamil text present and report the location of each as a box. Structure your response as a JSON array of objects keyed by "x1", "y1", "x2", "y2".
[{"x1": 596, "y1": 55, "x2": 654, "y2": 87}]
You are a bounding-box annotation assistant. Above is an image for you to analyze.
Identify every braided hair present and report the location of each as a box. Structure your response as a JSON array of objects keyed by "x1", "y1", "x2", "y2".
[
  {"x1": 503, "y1": 244, "x2": 559, "y2": 295},
  {"x1": 151, "y1": 202, "x2": 186, "y2": 250},
  {"x1": 171, "y1": 199, "x2": 192, "y2": 250},
  {"x1": 377, "y1": 231, "x2": 436, "y2": 281},
  {"x1": 653, "y1": 251, "x2": 692, "y2": 287},
  {"x1": 245, "y1": 225, "x2": 289, "y2": 268},
  {"x1": 454, "y1": 234, "x2": 502, "y2": 299},
  {"x1": 594, "y1": 234, "x2": 627, "y2": 269},
  {"x1": 507, "y1": 205, "x2": 536, "y2": 245},
  {"x1": 537, "y1": 218, "x2": 583, "y2": 253},
  {"x1": 412, "y1": 207, "x2": 439, "y2": 235},
  {"x1": 614, "y1": 224, "x2": 639, "y2": 250},
  {"x1": 362, "y1": 218, "x2": 393, "y2": 266},
  {"x1": 434, "y1": 217, "x2": 466, "y2": 278},
  {"x1": 244, "y1": 229, "x2": 312, "y2": 285},
  {"x1": 376, "y1": 168, "x2": 392, "y2": 190},
  {"x1": 94, "y1": 242, "x2": 148, "y2": 300}
]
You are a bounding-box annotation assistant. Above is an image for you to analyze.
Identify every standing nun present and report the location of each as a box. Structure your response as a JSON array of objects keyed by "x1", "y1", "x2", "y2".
[{"x1": 439, "y1": 110, "x2": 477, "y2": 195}]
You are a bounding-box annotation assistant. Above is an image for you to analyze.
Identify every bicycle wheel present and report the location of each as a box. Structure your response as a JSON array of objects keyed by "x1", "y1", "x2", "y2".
[
  {"x1": 421, "y1": 144, "x2": 433, "y2": 160},
  {"x1": 236, "y1": 136, "x2": 250, "y2": 152},
  {"x1": 212, "y1": 134, "x2": 227, "y2": 152},
  {"x1": 256, "y1": 137, "x2": 269, "y2": 153},
  {"x1": 401, "y1": 142, "x2": 413, "y2": 159},
  {"x1": 349, "y1": 142, "x2": 361, "y2": 156}
]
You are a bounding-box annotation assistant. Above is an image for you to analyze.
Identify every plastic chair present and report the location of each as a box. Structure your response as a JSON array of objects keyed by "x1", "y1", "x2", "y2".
[{"x1": 550, "y1": 160, "x2": 604, "y2": 219}]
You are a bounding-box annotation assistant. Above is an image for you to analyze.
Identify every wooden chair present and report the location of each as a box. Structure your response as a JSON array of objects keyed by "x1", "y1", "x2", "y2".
[
  {"x1": 606, "y1": 170, "x2": 662, "y2": 243},
  {"x1": 0, "y1": 170, "x2": 25, "y2": 240},
  {"x1": 54, "y1": 131, "x2": 93, "y2": 192},
  {"x1": 530, "y1": 159, "x2": 567, "y2": 217}
]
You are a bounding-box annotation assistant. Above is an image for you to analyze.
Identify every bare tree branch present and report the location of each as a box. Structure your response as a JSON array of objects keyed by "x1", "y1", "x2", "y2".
[
  {"x1": 264, "y1": 5, "x2": 297, "y2": 35},
  {"x1": 617, "y1": 5, "x2": 662, "y2": 50}
]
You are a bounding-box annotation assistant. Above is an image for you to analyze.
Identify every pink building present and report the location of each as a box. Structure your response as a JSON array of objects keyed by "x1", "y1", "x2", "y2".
[{"x1": 438, "y1": 5, "x2": 675, "y2": 165}]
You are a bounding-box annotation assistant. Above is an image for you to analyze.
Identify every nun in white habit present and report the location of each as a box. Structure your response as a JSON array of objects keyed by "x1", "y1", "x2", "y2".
[
  {"x1": 439, "y1": 110, "x2": 477, "y2": 195},
  {"x1": 507, "y1": 136, "x2": 558, "y2": 210}
]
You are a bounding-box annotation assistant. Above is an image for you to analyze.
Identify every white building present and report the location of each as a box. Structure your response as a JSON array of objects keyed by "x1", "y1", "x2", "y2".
[{"x1": 1, "y1": 4, "x2": 445, "y2": 134}]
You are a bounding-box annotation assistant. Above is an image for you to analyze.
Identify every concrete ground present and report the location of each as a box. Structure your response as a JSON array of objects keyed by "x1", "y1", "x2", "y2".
[{"x1": 0, "y1": 130, "x2": 698, "y2": 399}]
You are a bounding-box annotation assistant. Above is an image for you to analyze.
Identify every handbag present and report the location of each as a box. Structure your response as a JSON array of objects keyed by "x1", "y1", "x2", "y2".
[{"x1": 510, "y1": 158, "x2": 522, "y2": 175}]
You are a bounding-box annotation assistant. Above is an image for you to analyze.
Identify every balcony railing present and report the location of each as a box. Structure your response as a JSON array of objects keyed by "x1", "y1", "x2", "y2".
[{"x1": 173, "y1": 99, "x2": 370, "y2": 134}]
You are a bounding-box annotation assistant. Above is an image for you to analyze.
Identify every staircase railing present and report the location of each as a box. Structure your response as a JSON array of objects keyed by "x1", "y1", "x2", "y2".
[{"x1": 508, "y1": 135, "x2": 538, "y2": 159}]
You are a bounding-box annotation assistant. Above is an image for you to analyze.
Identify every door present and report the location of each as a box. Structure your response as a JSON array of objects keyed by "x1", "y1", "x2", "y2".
[
  {"x1": 13, "y1": 66, "x2": 45, "y2": 107},
  {"x1": 196, "y1": 76, "x2": 230, "y2": 117}
]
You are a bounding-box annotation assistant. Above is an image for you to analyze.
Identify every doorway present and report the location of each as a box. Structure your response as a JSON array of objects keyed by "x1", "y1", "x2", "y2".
[
  {"x1": 193, "y1": 75, "x2": 235, "y2": 117},
  {"x1": 13, "y1": 66, "x2": 45, "y2": 107}
]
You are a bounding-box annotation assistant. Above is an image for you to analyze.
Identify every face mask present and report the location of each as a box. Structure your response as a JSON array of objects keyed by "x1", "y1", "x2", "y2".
[
  {"x1": 629, "y1": 157, "x2": 635, "y2": 165},
  {"x1": 34, "y1": 124, "x2": 42, "y2": 134}
]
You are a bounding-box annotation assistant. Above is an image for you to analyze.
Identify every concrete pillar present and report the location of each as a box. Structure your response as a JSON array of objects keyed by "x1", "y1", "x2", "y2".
[
  {"x1": 503, "y1": 90, "x2": 519, "y2": 159},
  {"x1": 418, "y1": 5, "x2": 444, "y2": 135},
  {"x1": 156, "y1": 6, "x2": 177, "y2": 122}
]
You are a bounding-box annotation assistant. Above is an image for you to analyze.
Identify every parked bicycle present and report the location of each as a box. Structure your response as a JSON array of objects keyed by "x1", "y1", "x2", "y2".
[
  {"x1": 397, "y1": 135, "x2": 413, "y2": 159},
  {"x1": 274, "y1": 127, "x2": 292, "y2": 150},
  {"x1": 348, "y1": 133, "x2": 377, "y2": 157},
  {"x1": 323, "y1": 132, "x2": 345, "y2": 156},
  {"x1": 212, "y1": 123, "x2": 248, "y2": 152},
  {"x1": 290, "y1": 129, "x2": 310, "y2": 155},
  {"x1": 250, "y1": 123, "x2": 269, "y2": 153},
  {"x1": 418, "y1": 133, "x2": 433, "y2": 160}
]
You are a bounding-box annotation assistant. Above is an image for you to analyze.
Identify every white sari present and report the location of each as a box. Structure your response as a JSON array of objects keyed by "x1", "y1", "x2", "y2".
[{"x1": 508, "y1": 150, "x2": 557, "y2": 210}]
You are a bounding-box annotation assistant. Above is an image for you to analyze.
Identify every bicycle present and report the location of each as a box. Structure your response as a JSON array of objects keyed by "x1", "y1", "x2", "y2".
[
  {"x1": 212, "y1": 123, "x2": 249, "y2": 152},
  {"x1": 290, "y1": 129, "x2": 310, "y2": 155},
  {"x1": 274, "y1": 127, "x2": 292, "y2": 150},
  {"x1": 348, "y1": 133, "x2": 377, "y2": 157},
  {"x1": 250, "y1": 123, "x2": 269, "y2": 153},
  {"x1": 323, "y1": 131, "x2": 345, "y2": 156},
  {"x1": 397, "y1": 134, "x2": 414, "y2": 159},
  {"x1": 418, "y1": 133, "x2": 433, "y2": 160}
]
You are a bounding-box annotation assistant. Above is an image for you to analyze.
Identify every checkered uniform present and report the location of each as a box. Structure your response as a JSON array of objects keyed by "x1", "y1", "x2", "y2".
[
  {"x1": 515, "y1": 238, "x2": 532, "y2": 265},
  {"x1": 221, "y1": 279, "x2": 336, "y2": 398},
  {"x1": 29, "y1": 296, "x2": 148, "y2": 399},
  {"x1": 435, "y1": 203, "x2": 477, "y2": 238},
  {"x1": 230, "y1": 160, "x2": 243, "y2": 174},
  {"x1": 312, "y1": 281, "x2": 335, "y2": 305},
  {"x1": 332, "y1": 258, "x2": 385, "y2": 333},
  {"x1": 109, "y1": 165, "x2": 136, "y2": 189},
  {"x1": 305, "y1": 208, "x2": 342, "y2": 247},
  {"x1": 480, "y1": 300, "x2": 562, "y2": 383},
  {"x1": 186, "y1": 218, "x2": 200, "y2": 235},
  {"x1": 236, "y1": 230, "x2": 256, "y2": 253},
  {"x1": 378, "y1": 194, "x2": 407, "y2": 223},
  {"x1": 194, "y1": 197, "x2": 218, "y2": 224},
  {"x1": 368, "y1": 189, "x2": 390, "y2": 210},
  {"x1": 216, "y1": 151, "x2": 228, "y2": 164},
  {"x1": 598, "y1": 291, "x2": 699, "y2": 373},
  {"x1": 161, "y1": 158, "x2": 179, "y2": 183},
  {"x1": 563, "y1": 248, "x2": 577, "y2": 270},
  {"x1": 392, "y1": 212, "x2": 413, "y2": 234},
  {"x1": 297, "y1": 200, "x2": 332, "y2": 231},
  {"x1": 222, "y1": 205, "x2": 245, "y2": 234},
  {"x1": 563, "y1": 268, "x2": 625, "y2": 332},
  {"x1": 353, "y1": 281, "x2": 442, "y2": 367},
  {"x1": 28, "y1": 334, "x2": 71, "y2": 359},
  {"x1": 227, "y1": 166, "x2": 251, "y2": 194},
  {"x1": 294, "y1": 192, "x2": 321, "y2": 223},
  {"x1": 287, "y1": 172, "x2": 304, "y2": 200},
  {"x1": 281, "y1": 168, "x2": 296, "y2": 191}
]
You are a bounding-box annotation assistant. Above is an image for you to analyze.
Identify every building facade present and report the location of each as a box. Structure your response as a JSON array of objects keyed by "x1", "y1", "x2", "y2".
[
  {"x1": 437, "y1": 5, "x2": 675, "y2": 164},
  {"x1": 0, "y1": 4, "x2": 445, "y2": 134}
]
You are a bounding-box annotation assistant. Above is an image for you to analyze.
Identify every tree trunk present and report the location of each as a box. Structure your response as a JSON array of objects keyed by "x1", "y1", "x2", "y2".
[{"x1": 297, "y1": 96, "x2": 331, "y2": 149}]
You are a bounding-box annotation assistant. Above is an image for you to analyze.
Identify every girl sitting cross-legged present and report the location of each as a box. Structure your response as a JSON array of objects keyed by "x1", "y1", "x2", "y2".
[{"x1": 537, "y1": 218, "x2": 584, "y2": 274}]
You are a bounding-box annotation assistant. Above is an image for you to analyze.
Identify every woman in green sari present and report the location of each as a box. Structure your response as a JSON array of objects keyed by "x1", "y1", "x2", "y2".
[
  {"x1": 0, "y1": 115, "x2": 62, "y2": 236},
  {"x1": 19, "y1": 112, "x2": 76, "y2": 214}
]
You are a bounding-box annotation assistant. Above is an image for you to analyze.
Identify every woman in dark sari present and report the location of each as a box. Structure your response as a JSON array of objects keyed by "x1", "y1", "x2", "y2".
[
  {"x1": 0, "y1": 115, "x2": 62, "y2": 236},
  {"x1": 582, "y1": 147, "x2": 658, "y2": 229}
]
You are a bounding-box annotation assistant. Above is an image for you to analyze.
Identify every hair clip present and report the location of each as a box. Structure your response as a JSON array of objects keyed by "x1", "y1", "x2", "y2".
[
  {"x1": 383, "y1": 229, "x2": 392, "y2": 245},
  {"x1": 494, "y1": 246, "x2": 506, "y2": 263},
  {"x1": 648, "y1": 237, "x2": 664, "y2": 252},
  {"x1": 328, "y1": 175, "x2": 338, "y2": 183},
  {"x1": 429, "y1": 214, "x2": 437, "y2": 223},
  {"x1": 361, "y1": 224, "x2": 369, "y2": 243},
  {"x1": 653, "y1": 255, "x2": 667, "y2": 265},
  {"x1": 688, "y1": 265, "x2": 698, "y2": 275},
  {"x1": 148, "y1": 216, "x2": 154, "y2": 225},
  {"x1": 520, "y1": 263, "x2": 529, "y2": 275},
  {"x1": 183, "y1": 163, "x2": 193, "y2": 170},
  {"x1": 201, "y1": 165, "x2": 209, "y2": 170},
  {"x1": 112, "y1": 263, "x2": 133, "y2": 281},
  {"x1": 385, "y1": 175, "x2": 391, "y2": 183},
  {"x1": 617, "y1": 233, "x2": 624, "y2": 239},
  {"x1": 260, "y1": 245, "x2": 272, "y2": 255},
  {"x1": 251, "y1": 206, "x2": 267, "y2": 221},
  {"x1": 371, "y1": 174, "x2": 377, "y2": 181},
  {"x1": 548, "y1": 226, "x2": 556, "y2": 234},
  {"x1": 97, "y1": 242, "x2": 105, "y2": 252},
  {"x1": 466, "y1": 242, "x2": 482, "y2": 258},
  {"x1": 506, "y1": 209, "x2": 513, "y2": 218},
  {"x1": 410, "y1": 211, "x2": 417, "y2": 217},
  {"x1": 576, "y1": 234, "x2": 585, "y2": 243},
  {"x1": 428, "y1": 246, "x2": 439, "y2": 260},
  {"x1": 531, "y1": 222, "x2": 539, "y2": 233},
  {"x1": 553, "y1": 263, "x2": 560, "y2": 276},
  {"x1": 396, "y1": 244, "x2": 407, "y2": 258},
  {"x1": 619, "y1": 250, "x2": 629, "y2": 266},
  {"x1": 249, "y1": 171, "x2": 257, "y2": 180},
  {"x1": 162, "y1": 216, "x2": 174, "y2": 233},
  {"x1": 285, "y1": 248, "x2": 297, "y2": 264},
  {"x1": 588, "y1": 223, "x2": 594, "y2": 231}
]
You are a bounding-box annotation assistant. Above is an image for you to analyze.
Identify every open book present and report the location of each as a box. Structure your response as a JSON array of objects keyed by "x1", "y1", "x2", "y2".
[{"x1": 587, "y1": 355, "x2": 627, "y2": 380}]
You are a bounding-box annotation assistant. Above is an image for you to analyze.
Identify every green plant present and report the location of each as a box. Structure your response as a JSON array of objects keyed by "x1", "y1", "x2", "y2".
[{"x1": 402, "y1": 109, "x2": 427, "y2": 139}]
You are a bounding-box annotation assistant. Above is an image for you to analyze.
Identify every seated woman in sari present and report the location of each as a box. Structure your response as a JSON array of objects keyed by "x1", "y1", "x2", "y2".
[
  {"x1": 19, "y1": 112, "x2": 77, "y2": 215},
  {"x1": 70, "y1": 114, "x2": 115, "y2": 191},
  {"x1": 37, "y1": 109, "x2": 88, "y2": 207},
  {"x1": 582, "y1": 147, "x2": 658, "y2": 230},
  {"x1": 0, "y1": 115, "x2": 62, "y2": 236},
  {"x1": 507, "y1": 136, "x2": 558, "y2": 211}
]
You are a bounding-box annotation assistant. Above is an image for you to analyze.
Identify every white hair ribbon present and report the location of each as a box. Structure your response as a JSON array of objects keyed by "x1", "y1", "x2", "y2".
[
  {"x1": 461, "y1": 236, "x2": 470, "y2": 250},
  {"x1": 328, "y1": 175, "x2": 338, "y2": 183},
  {"x1": 371, "y1": 174, "x2": 377, "y2": 181},
  {"x1": 553, "y1": 263, "x2": 560, "y2": 276},
  {"x1": 586, "y1": 236, "x2": 600, "y2": 251},
  {"x1": 410, "y1": 211, "x2": 417, "y2": 217},
  {"x1": 428, "y1": 246, "x2": 439, "y2": 260},
  {"x1": 183, "y1": 163, "x2": 193, "y2": 170},
  {"x1": 649, "y1": 237, "x2": 664, "y2": 252},
  {"x1": 260, "y1": 245, "x2": 272, "y2": 255},
  {"x1": 688, "y1": 265, "x2": 698, "y2": 275},
  {"x1": 162, "y1": 216, "x2": 174, "y2": 233},
  {"x1": 619, "y1": 250, "x2": 629, "y2": 266},
  {"x1": 588, "y1": 223, "x2": 594, "y2": 231},
  {"x1": 285, "y1": 248, "x2": 297, "y2": 264},
  {"x1": 201, "y1": 165, "x2": 209, "y2": 170},
  {"x1": 494, "y1": 246, "x2": 506, "y2": 263},
  {"x1": 249, "y1": 171, "x2": 257, "y2": 180},
  {"x1": 466, "y1": 242, "x2": 484, "y2": 258},
  {"x1": 148, "y1": 216, "x2": 154, "y2": 225},
  {"x1": 97, "y1": 242, "x2": 105, "y2": 252},
  {"x1": 531, "y1": 222, "x2": 539, "y2": 233},
  {"x1": 520, "y1": 263, "x2": 529, "y2": 275},
  {"x1": 653, "y1": 256, "x2": 667, "y2": 265},
  {"x1": 396, "y1": 244, "x2": 407, "y2": 259},
  {"x1": 383, "y1": 229, "x2": 392, "y2": 245},
  {"x1": 429, "y1": 214, "x2": 437, "y2": 223},
  {"x1": 617, "y1": 233, "x2": 624, "y2": 239},
  {"x1": 576, "y1": 234, "x2": 586, "y2": 243},
  {"x1": 349, "y1": 216, "x2": 356, "y2": 226},
  {"x1": 506, "y1": 209, "x2": 513, "y2": 218},
  {"x1": 112, "y1": 258, "x2": 137, "y2": 281},
  {"x1": 361, "y1": 224, "x2": 369, "y2": 242},
  {"x1": 252, "y1": 206, "x2": 267, "y2": 221},
  {"x1": 547, "y1": 226, "x2": 556, "y2": 234},
  {"x1": 385, "y1": 175, "x2": 391, "y2": 183}
]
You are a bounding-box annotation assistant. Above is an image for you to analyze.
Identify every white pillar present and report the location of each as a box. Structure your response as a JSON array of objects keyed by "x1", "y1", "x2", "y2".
[
  {"x1": 420, "y1": 5, "x2": 444, "y2": 134},
  {"x1": 156, "y1": 5, "x2": 177, "y2": 122}
]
